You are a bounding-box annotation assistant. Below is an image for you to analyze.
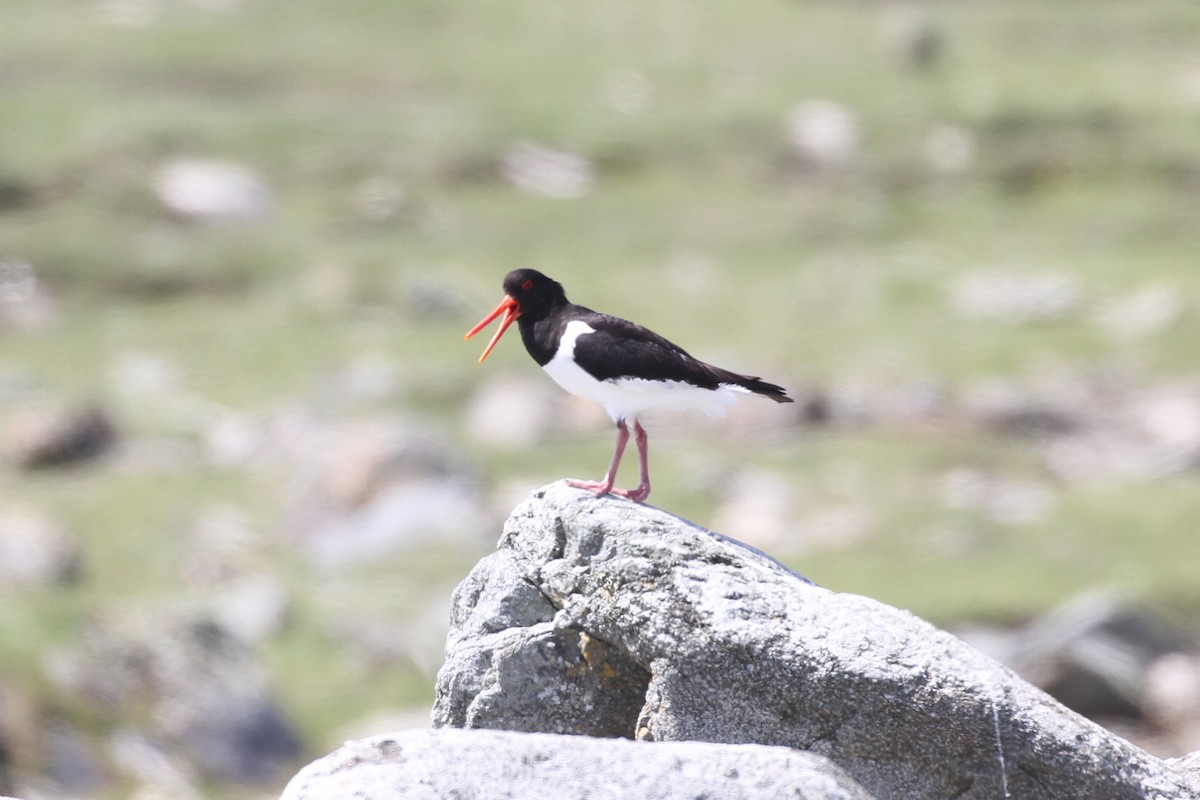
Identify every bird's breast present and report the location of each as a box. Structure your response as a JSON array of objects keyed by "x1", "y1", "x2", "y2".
[{"x1": 542, "y1": 320, "x2": 603, "y2": 398}]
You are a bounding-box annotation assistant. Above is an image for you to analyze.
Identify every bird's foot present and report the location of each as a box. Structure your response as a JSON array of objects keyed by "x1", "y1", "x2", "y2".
[
  {"x1": 564, "y1": 478, "x2": 613, "y2": 497},
  {"x1": 612, "y1": 483, "x2": 651, "y2": 503},
  {"x1": 563, "y1": 478, "x2": 650, "y2": 503}
]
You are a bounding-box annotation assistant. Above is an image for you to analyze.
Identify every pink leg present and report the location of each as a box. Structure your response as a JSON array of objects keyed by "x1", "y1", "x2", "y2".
[
  {"x1": 619, "y1": 421, "x2": 651, "y2": 503},
  {"x1": 564, "y1": 419, "x2": 652, "y2": 503},
  {"x1": 565, "y1": 419, "x2": 629, "y2": 498}
]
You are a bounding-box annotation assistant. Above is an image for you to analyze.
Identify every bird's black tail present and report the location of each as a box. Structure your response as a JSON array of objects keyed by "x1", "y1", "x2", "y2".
[{"x1": 718, "y1": 369, "x2": 793, "y2": 403}]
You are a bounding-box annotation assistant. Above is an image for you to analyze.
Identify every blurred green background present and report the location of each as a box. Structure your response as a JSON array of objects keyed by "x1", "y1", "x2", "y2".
[{"x1": 2, "y1": 1, "x2": 1200, "y2": 797}]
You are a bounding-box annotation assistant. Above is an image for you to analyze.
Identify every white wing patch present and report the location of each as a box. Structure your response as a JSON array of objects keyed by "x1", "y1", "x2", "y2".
[{"x1": 543, "y1": 320, "x2": 746, "y2": 423}]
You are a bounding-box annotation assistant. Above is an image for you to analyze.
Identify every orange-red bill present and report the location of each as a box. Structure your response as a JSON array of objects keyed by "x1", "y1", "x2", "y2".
[{"x1": 464, "y1": 295, "x2": 520, "y2": 363}]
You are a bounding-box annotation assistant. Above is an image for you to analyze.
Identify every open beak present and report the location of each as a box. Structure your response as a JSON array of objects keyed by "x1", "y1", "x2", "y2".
[{"x1": 464, "y1": 295, "x2": 520, "y2": 363}]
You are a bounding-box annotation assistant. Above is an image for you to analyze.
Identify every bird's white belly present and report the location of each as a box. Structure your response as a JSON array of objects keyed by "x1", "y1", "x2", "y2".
[{"x1": 543, "y1": 320, "x2": 745, "y2": 423}]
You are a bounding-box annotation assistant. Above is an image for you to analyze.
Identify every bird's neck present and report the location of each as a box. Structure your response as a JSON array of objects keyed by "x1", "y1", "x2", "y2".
[{"x1": 518, "y1": 303, "x2": 574, "y2": 367}]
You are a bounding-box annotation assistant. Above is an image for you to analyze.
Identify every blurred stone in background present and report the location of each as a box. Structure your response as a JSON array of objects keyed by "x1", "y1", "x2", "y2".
[
  {"x1": 882, "y1": 3, "x2": 944, "y2": 70},
  {"x1": 285, "y1": 416, "x2": 488, "y2": 568},
  {"x1": 950, "y1": 267, "x2": 1082, "y2": 324},
  {"x1": 0, "y1": 506, "x2": 82, "y2": 587},
  {"x1": 154, "y1": 158, "x2": 274, "y2": 224},
  {"x1": 1, "y1": 403, "x2": 117, "y2": 470},
  {"x1": 925, "y1": 124, "x2": 977, "y2": 175},
  {"x1": 501, "y1": 142, "x2": 595, "y2": 199},
  {"x1": 45, "y1": 610, "x2": 302, "y2": 794},
  {"x1": 0, "y1": 261, "x2": 58, "y2": 332},
  {"x1": 785, "y1": 101, "x2": 860, "y2": 169},
  {"x1": 463, "y1": 375, "x2": 564, "y2": 448},
  {"x1": 958, "y1": 592, "x2": 1200, "y2": 756}
]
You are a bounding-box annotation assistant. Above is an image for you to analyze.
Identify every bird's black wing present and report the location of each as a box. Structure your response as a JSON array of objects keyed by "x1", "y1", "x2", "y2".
[{"x1": 571, "y1": 311, "x2": 793, "y2": 403}]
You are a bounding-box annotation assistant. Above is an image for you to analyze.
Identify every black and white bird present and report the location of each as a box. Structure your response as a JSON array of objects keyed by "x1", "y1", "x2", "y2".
[{"x1": 465, "y1": 269, "x2": 793, "y2": 502}]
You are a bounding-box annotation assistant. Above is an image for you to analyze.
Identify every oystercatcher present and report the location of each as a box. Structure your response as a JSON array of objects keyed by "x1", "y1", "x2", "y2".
[{"x1": 465, "y1": 269, "x2": 793, "y2": 502}]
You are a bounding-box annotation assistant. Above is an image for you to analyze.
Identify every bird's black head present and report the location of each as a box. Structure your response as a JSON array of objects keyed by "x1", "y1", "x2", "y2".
[
  {"x1": 464, "y1": 269, "x2": 569, "y2": 363},
  {"x1": 501, "y1": 269, "x2": 567, "y2": 320}
]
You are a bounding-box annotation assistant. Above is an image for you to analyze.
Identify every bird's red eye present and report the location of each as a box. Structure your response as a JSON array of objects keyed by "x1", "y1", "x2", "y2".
[{"x1": 521, "y1": 279, "x2": 534, "y2": 291}]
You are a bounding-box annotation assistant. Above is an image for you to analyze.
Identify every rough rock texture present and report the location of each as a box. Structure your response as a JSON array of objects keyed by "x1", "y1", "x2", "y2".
[
  {"x1": 433, "y1": 548, "x2": 649, "y2": 738},
  {"x1": 280, "y1": 728, "x2": 873, "y2": 800},
  {"x1": 1171, "y1": 750, "x2": 1200, "y2": 786},
  {"x1": 432, "y1": 483, "x2": 1200, "y2": 800}
]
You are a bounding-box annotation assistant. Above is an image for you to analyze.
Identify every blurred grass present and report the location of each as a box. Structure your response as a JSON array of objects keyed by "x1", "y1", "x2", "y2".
[{"x1": 3, "y1": 0, "x2": 1200, "y2": 795}]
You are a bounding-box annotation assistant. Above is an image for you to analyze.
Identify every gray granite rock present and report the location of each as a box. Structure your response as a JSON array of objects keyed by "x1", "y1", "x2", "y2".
[
  {"x1": 431, "y1": 483, "x2": 1200, "y2": 800},
  {"x1": 434, "y1": 549, "x2": 648, "y2": 737},
  {"x1": 280, "y1": 729, "x2": 874, "y2": 800}
]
